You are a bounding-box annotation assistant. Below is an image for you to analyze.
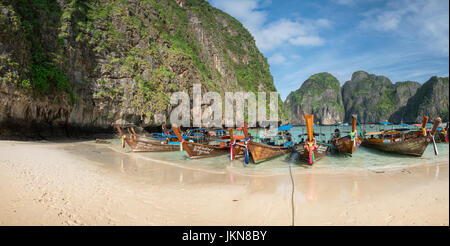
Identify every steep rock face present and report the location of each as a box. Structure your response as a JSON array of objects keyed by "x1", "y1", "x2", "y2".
[
  {"x1": 0, "y1": 0, "x2": 283, "y2": 138},
  {"x1": 396, "y1": 76, "x2": 449, "y2": 122},
  {"x1": 342, "y1": 71, "x2": 400, "y2": 123},
  {"x1": 284, "y1": 72, "x2": 344, "y2": 125},
  {"x1": 389, "y1": 81, "x2": 421, "y2": 122}
]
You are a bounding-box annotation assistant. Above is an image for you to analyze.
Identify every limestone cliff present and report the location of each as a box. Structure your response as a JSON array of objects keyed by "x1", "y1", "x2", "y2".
[
  {"x1": 284, "y1": 72, "x2": 344, "y2": 125},
  {"x1": 394, "y1": 76, "x2": 449, "y2": 122},
  {"x1": 286, "y1": 70, "x2": 447, "y2": 125},
  {"x1": 0, "y1": 0, "x2": 283, "y2": 138}
]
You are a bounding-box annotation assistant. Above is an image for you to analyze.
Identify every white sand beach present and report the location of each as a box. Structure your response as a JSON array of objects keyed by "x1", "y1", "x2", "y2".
[{"x1": 0, "y1": 140, "x2": 448, "y2": 226}]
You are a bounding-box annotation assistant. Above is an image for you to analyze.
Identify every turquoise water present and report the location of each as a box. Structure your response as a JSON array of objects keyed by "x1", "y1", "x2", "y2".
[{"x1": 110, "y1": 124, "x2": 449, "y2": 174}]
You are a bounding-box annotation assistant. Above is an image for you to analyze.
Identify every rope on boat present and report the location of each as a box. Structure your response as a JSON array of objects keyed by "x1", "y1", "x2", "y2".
[
  {"x1": 356, "y1": 117, "x2": 365, "y2": 138},
  {"x1": 244, "y1": 137, "x2": 250, "y2": 164},
  {"x1": 316, "y1": 141, "x2": 333, "y2": 147}
]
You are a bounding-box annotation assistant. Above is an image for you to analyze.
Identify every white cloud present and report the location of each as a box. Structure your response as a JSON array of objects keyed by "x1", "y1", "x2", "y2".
[
  {"x1": 268, "y1": 53, "x2": 287, "y2": 64},
  {"x1": 359, "y1": 0, "x2": 449, "y2": 56},
  {"x1": 210, "y1": 0, "x2": 328, "y2": 52},
  {"x1": 316, "y1": 18, "x2": 332, "y2": 28},
  {"x1": 289, "y1": 36, "x2": 324, "y2": 46},
  {"x1": 335, "y1": 0, "x2": 355, "y2": 6}
]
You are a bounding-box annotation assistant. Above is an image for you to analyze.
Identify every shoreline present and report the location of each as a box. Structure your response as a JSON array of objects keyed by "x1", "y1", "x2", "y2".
[{"x1": 0, "y1": 140, "x2": 448, "y2": 225}]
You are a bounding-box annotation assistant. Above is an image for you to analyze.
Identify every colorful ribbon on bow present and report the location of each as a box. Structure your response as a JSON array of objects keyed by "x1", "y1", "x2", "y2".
[
  {"x1": 121, "y1": 135, "x2": 126, "y2": 148},
  {"x1": 304, "y1": 138, "x2": 318, "y2": 165},
  {"x1": 244, "y1": 137, "x2": 251, "y2": 164},
  {"x1": 230, "y1": 139, "x2": 237, "y2": 160},
  {"x1": 420, "y1": 127, "x2": 426, "y2": 137},
  {"x1": 350, "y1": 130, "x2": 357, "y2": 147}
]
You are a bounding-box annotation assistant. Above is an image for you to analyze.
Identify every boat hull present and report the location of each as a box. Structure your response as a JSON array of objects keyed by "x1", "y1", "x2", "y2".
[
  {"x1": 248, "y1": 142, "x2": 291, "y2": 164},
  {"x1": 125, "y1": 138, "x2": 181, "y2": 152},
  {"x1": 362, "y1": 136, "x2": 430, "y2": 156},
  {"x1": 332, "y1": 136, "x2": 362, "y2": 155},
  {"x1": 294, "y1": 143, "x2": 329, "y2": 164},
  {"x1": 182, "y1": 141, "x2": 246, "y2": 159}
]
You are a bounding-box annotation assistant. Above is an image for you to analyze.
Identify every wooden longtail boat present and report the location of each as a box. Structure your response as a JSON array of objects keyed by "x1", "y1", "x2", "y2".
[
  {"x1": 116, "y1": 126, "x2": 180, "y2": 152},
  {"x1": 435, "y1": 122, "x2": 448, "y2": 143},
  {"x1": 294, "y1": 114, "x2": 329, "y2": 165},
  {"x1": 241, "y1": 122, "x2": 291, "y2": 164},
  {"x1": 172, "y1": 126, "x2": 243, "y2": 159},
  {"x1": 361, "y1": 117, "x2": 442, "y2": 156},
  {"x1": 330, "y1": 114, "x2": 362, "y2": 156}
]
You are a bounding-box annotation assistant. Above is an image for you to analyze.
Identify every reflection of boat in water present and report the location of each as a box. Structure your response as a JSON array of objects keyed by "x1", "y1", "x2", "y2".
[
  {"x1": 362, "y1": 117, "x2": 441, "y2": 157},
  {"x1": 330, "y1": 114, "x2": 362, "y2": 156},
  {"x1": 294, "y1": 114, "x2": 329, "y2": 165}
]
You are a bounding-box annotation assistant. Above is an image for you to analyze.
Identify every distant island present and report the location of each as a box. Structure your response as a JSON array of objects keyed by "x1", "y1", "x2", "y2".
[{"x1": 285, "y1": 71, "x2": 449, "y2": 125}]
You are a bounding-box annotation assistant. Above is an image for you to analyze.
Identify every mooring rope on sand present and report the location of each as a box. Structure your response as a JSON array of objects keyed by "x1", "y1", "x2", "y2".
[{"x1": 288, "y1": 159, "x2": 295, "y2": 226}]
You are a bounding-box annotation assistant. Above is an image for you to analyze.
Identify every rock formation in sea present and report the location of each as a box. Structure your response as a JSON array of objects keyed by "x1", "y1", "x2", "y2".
[
  {"x1": 285, "y1": 70, "x2": 448, "y2": 125},
  {"x1": 341, "y1": 71, "x2": 398, "y2": 123},
  {"x1": 342, "y1": 71, "x2": 448, "y2": 124},
  {"x1": 0, "y1": 0, "x2": 284, "y2": 138},
  {"x1": 392, "y1": 76, "x2": 449, "y2": 123},
  {"x1": 284, "y1": 72, "x2": 344, "y2": 125}
]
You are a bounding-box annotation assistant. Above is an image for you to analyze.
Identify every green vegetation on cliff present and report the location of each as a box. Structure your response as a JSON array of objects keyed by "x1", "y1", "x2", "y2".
[
  {"x1": 0, "y1": 0, "x2": 285, "y2": 130},
  {"x1": 285, "y1": 72, "x2": 344, "y2": 124},
  {"x1": 285, "y1": 70, "x2": 448, "y2": 124},
  {"x1": 400, "y1": 76, "x2": 449, "y2": 122},
  {"x1": 1, "y1": 0, "x2": 76, "y2": 102},
  {"x1": 342, "y1": 71, "x2": 400, "y2": 123}
]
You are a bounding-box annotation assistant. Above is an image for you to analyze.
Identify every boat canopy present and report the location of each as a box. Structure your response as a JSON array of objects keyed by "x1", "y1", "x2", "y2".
[
  {"x1": 379, "y1": 121, "x2": 392, "y2": 125},
  {"x1": 278, "y1": 125, "x2": 292, "y2": 131}
]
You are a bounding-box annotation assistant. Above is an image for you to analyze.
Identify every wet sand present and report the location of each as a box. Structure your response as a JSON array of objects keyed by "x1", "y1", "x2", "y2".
[{"x1": 0, "y1": 140, "x2": 448, "y2": 225}]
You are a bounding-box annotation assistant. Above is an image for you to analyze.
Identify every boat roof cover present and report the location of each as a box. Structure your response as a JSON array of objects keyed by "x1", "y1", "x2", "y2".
[
  {"x1": 379, "y1": 121, "x2": 392, "y2": 125},
  {"x1": 278, "y1": 125, "x2": 292, "y2": 131}
]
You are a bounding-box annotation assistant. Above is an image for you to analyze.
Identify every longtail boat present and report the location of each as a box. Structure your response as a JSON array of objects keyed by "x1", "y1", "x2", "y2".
[
  {"x1": 361, "y1": 117, "x2": 442, "y2": 156},
  {"x1": 330, "y1": 114, "x2": 362, "y2": 156},
  {"x1": 435, "y1": 122, "x2": 448, "y2": 143},
  {"x1": 116, "y1": 126, "x2": 180, "y2": 152},
  {"x1": 172, "y1": 126, "x2": 244, "y2": 159},
  {"x1": 241, "y1": 122, "x2": 291, "y2": 164},
  {"x1": 294, "y1": 114, "x2": 329, "y2": 165}
]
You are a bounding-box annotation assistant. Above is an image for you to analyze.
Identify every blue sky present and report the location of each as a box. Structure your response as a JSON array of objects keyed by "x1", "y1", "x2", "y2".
[{"x1": 207, "y1": 0, "x2": 449, "y2": 100}]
